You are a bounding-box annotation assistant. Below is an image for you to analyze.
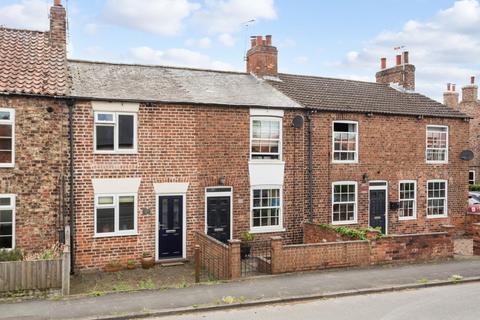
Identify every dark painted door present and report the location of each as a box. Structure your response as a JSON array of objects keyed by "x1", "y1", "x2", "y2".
[
  {"x1": 158, "y1": 196, "x2": 183, "y2": 259},
  {"x1": 369, "y1": 189, "x2": 386, "y2": 233},
  {"x1": 206, "y1": 196, "x2": 231, "y2": 244}
]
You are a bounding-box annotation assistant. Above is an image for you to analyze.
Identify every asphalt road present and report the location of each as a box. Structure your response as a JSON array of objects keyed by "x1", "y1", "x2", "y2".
[{"x1": 156, "y1": 282, "x2": 480, "y2": 320}]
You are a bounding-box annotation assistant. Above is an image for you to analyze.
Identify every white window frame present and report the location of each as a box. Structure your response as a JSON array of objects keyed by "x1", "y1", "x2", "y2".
[
  {"x1": 332, "y1": 120, "x2": 358, "y2": 164},
  {"x1": 94, "y1": 193, "x2": 138, "y2": 237},
  {"x1": 0, "y1": 108, "x2": 15, "y2": 168},
  {"x1": 398, "y1": 180, "x2": 417, "y2": 220},
  {"x1": 250, "y1": 185, "x2": 284, "y2": 233},
  {"x1": 94, "y1": 111, "x2": 138, "y2": 154},
  {"x1": 426, "y1": 179, "x2": 448, "y2": 218},
  {"x1": 250, "y1": 116, "x2": 283, "y2": 161},
  {"x1": 331, "y1": 181, "x2": 358, "y2": 225},
  {"x1": 426, "y1": 125, "x2": 448, "y2": 164},
  {"x1": 0, "y1": 194, "x2": 15, "y2": 250},
  {"x1": 469, "y1": 170, "x2": 476, "y2": 185}
]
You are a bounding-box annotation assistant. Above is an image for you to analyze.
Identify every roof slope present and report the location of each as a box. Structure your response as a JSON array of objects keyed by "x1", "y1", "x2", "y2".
[
  {"x1": 0, "y1": 27, "x2": 67, "y2": 96},
  {"x1": 68, "y1": 60, "x2": 301, "y2": 109},
  {"x1": 269, "y1": 73, "x2": 467, "y2": 118}
]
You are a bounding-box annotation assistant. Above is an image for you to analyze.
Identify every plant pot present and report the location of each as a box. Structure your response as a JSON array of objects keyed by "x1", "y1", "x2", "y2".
[
  {"x1": 240, "y1": 243, "x2": 251, "y2": 260},
  {"x1": 126, "y1": 264, "x2": 136, "y2": 270},
  {"x1": 104, "y1": 265, "x2": 123, "y2": 273},
  {"x1": 141, "y1": 256, "x2": 155, "y2": 269}
]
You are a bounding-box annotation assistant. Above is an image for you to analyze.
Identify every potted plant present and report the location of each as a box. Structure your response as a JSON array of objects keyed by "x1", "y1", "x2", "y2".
[
  {"x1": 126, "y1": 259, "x2": 136, "y2": 270},
  {"x1": 240, "y1": 232, "x2": 255, "y2": 259},
  {"x1": 104, "y1": 260, "x2": 123, "y2": 273},
  {"x1": 141, "y1": 252, "x2": 155, "y2": 269}
]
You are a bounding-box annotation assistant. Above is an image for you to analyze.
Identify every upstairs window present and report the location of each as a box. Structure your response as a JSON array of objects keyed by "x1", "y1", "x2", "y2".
[
  {"x1": 94, "y1": 112, "x2": 137, "y2": 153},
  {"x1": 0, "y1": 194, "x2": 15, "y2": 249},
  {"x1": 251, "y1": 117, "x2": 282, "y2": 160},
  {"x1": 0, "y1": 109, "x2": 14, "y2": 167},
  {"x1": 426, "y1": 126, "x2": 448, "y2": 163},
  {"x1": 469, "y1": 170, "x2": 475, "y2": 185},
  {"x1": 332, "y1": 121, "x2": 358, "y2": 163},
  {"x1": 95, "y1": 194, "x2": 137, "y2": 236}
]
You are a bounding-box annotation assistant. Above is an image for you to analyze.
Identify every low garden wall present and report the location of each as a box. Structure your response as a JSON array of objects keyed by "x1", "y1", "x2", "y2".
[
  {"x1": 194, "y1": 231, "x2": 240, "y2": 280},
  {"x1": 465, "y1": 213, "x2": 480, "y2": 235}
]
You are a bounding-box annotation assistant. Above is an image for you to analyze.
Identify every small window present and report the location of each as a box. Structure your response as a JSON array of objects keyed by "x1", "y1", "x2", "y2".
[
  {"x1": 0, "y1": 109, "x2": 14, "y2": 168},
  {"x1": 94, "y1": 112, "x2": 137, "y2": 153},
  {"x1": 332, "y1": 182, "x2": 357, "y2": 224},
  {"x1": 399, "y1": 181, "x2": 416, "y2": 219},
  {"x1": 95, "y1": 194, "x2": 137, "y2": 236},
  {"x1": 469, "y1": 170, "x2": 475, "y2": 185},
  {"x1": 251, "y1": 187, "x2": 282, "y2": 231},
  {"x1": 426, "y1": 126, "x2": 448, "y2": 163},
  {"x1": 427, "y1": 180, "x2": 447, "y2": 218},
  {"x1": 332, "y1": 121, "x2": 358, "y2": 163},
  {"x1": 0, "y1": 194, "x2": 15, "y2": 249},
  {"x1": 251, "y1": 117, "x2": 281, "y2": 160}
]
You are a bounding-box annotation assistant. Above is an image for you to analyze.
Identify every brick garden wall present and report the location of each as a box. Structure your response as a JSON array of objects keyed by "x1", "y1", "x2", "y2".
[
  {"x1": 303, "y1": 222, "x2": 357, "y2": 243},
  {"x1": 195, "y1": 232, "x2": 230, "y2": 280},
  {"x1": 465, "y1": 213, "x2": 480, "y2": 235},
  {"x1": 0, "y1": 96, "x2": 69, "y2": 253}
]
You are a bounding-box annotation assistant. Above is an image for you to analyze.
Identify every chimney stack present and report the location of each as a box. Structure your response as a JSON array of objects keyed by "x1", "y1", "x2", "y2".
[
  {"x1": 246, "y1": 35, "x2": 278, "y2": 78},
  {"x1": 49, "y1": 0, "x2": 66, "y2": 48},
  {"x1": 462, "y1": 76, "x2": 478, "y2": 103},
  {"x1": 375, "y1": 51, "x2": 415, "y2": 91},
  {"x1": 443, "y1": 83, "x2": 459, "y2": 109}
]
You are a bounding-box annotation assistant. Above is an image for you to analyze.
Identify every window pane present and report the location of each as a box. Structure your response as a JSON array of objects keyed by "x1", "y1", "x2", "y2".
[
  {"x1": 119, "y1": 196, "x2": 134, "y2": 231},
  {"x1": 0, "y1": 209, "x2": 12, "y2": 222},
  {"x1": 0, "y1": 151, "x2": 12, "y2": 164},
  {"x1": 0, "y1": 224, "x2": 12, "y2": 236},
  {"x1": 0, "y1": 112, "x2": 11, "y2": 121},
  {"x1": 0, "y1": 236, "x2": 12, "y2": 249},
  {"x1": 96, "y1": 125, "x2": 114, "y2": 150},
  {"x1": 97, "y1": 208, "x2": 114, "y2": 233},
  {"x1": 98, "y1": 196, "x2": 114, "y2": 205},
  {"x1": 97, "y1": 113, "x2": 114, "y2": 122},
  {"x1": 118, "y1": 115, "x2": 134, "y2": 149},
  {"x1": 0, "y1": 138, "x2": 12, "y2": 150},
  {"x1": 0, "y1": 197, "x2": 11, "y2": 206},
  {"x1": 0, "y1": 124, "x2": 12, "y2": 137}
]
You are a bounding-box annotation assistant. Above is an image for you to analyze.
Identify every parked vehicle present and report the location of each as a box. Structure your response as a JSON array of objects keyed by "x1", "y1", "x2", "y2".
[{"x1": 468, "y1": 192, "x2": 480, "y2": 213}]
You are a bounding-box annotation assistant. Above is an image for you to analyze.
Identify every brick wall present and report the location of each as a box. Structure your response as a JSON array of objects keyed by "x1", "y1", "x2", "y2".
[
  {"x1": 309, "y1": 112, "x2": 469, "y2": 234},
  {"x1": 465, "y1": 213, "x2": 480, "y2": 235},
  {"x1": 271, "y1": 230, "x2": 453, "y2": 274},
  {"x1": 194, "y1": 231, "x2": 230, "y2": 280},
  {"x1": 303, "y1": 222, "x2": 357, "y2": 243},
  {"x1": 73, "y1": 101, "x2": 305, "y2": 270},
  {"x1": 0, "y1": 96, "x2": 69, "y2": 252}
]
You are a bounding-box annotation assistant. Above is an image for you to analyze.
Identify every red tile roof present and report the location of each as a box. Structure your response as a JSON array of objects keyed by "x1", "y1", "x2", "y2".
[{"x1": 0, "y1": 27, "x2": 68, "y2": 96}]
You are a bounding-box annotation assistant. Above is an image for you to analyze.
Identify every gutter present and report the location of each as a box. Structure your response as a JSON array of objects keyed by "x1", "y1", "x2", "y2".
[{"x1": 67, "y1": 98, "x2": 76, "y2": 274}]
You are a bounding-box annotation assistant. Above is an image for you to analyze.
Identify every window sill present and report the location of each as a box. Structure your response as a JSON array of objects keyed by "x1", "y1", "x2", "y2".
[
  {"x1": 94, "y1": 151, "x2": 138, "y2": 155},
  {"x1": 426, "y1": 161, "x2": 448, "y2": 165},
  {"x1": 94, "y1": 232, "x2": 138, "y2": 238},
  {"x1": 331, "y1": 161, "x2": 358, "y2": 164},
  {"x1": 0, "y1": 163, "x2": 15, "y2": 168},
  {"x1": 426, "y1": 215, "x2": 448, "y2": 219},
  {"x1": 398, "y1": 216, "x2": 417, "y2": 221},
  {"x1": 249, "y1": 227, "x2": 285, "y2": 234},
  {"x1": 332, "y1": 220, "x2": 358, "y2": 226}
]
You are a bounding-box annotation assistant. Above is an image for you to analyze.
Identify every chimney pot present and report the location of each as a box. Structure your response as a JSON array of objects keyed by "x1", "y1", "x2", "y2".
[
  {"x1": 380, "y1": 58, "x2": 387, "y2": 70},
  {"x1": 471, "y1": 76, "x2": 476, "y2": 85},
  {"x1": 452, "y1": 84, "x2": 456, "y2": 92},
  {"x1": 396, "y1": 54, "x2": 402, "y2": 66},
  {"x1": 250, "y1": 37, "x2": 256, "y2": 48},
  {"x1": 403, "y1": 51, "x2": 409, "y2": 64},
  {"x1": 54, "y1": 0, "x2": 61, "y2": 6},
  {"x1": 266, "y1": 35, "x2": 272, "y2": 46},
  {"x1": 256, "y1": 36, "x2": 263, "y2": 46},
  {"x1": 447, "y1": 83, "x2": 451, "y2": 91}
]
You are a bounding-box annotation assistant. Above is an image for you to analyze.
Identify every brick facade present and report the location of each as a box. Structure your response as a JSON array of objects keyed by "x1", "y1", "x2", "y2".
[
  {"x1": 309, "y1": 112, "x2": 469, "y2": 234},
  {"x1": 0, "y1": 95, "x2": 69, "y2": 252}
]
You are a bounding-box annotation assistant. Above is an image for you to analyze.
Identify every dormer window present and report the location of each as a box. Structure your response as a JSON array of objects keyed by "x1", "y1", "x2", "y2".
[{"x1": 250, "y1": 117, "x2": 282, "y2": 160}]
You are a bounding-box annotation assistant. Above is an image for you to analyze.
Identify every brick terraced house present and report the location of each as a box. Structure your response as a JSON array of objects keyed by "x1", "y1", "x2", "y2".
[
  {"x1": 0, "y1": 1, "x2": 471, "y2": 271},
  {"x1": 0, "y1": 2, "x2": 70, "y2": 253},
  {"x1": 443, "y1": 78, "x2": 479, "y2": 185}
]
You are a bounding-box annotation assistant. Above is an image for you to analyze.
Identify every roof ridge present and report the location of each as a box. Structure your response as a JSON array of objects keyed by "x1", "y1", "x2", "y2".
[
  {"x1": 67, "y1": 59, "x2": 248, "y2": 75},
  {"x1": 278, "y1": 72, "x2": 386, "y2": 86},
  {"x1": 0, "y1": 26, "x2": 48, "y2": 34}
]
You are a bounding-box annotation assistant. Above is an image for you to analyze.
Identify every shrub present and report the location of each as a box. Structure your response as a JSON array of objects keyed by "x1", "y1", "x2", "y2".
[
  {"x1": 240, "y1": 232, "x2": 255, "y2": 242},
  {"x1": 469, "y1": 184, "x2": 480, "y2": 191},
  {"x1": 24, "y1": 243, "x2": 61, "y2": 261},
  {"x1": 0, "y1": 248, "x2": 23, "y2": 262},
  {"x1": 316, "y1": 224, "x2": 382, "y2": 240}
]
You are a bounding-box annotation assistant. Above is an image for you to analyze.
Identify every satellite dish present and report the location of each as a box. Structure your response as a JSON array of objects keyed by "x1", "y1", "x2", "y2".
[
  {"x1": 292, "y1": 115, "x2": 304, "y2": 128},
  {"x1": 460, "y1": 150, "x2": 474, "y2": 161}
]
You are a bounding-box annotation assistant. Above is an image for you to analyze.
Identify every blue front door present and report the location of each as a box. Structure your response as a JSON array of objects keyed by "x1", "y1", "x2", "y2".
[{"x1": 158, "y1": 196, "x2": 183, "y2": 259}]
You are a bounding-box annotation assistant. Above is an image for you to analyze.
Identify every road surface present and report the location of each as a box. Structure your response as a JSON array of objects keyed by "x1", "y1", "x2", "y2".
[{"x1": 155, "y1": 282, "x2": 480, "y2": 320}]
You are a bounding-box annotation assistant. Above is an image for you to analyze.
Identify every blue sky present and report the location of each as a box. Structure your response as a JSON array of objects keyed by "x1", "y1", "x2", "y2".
[{"x1": 0, "y1": 0, "x2": 479, "y2": 100}]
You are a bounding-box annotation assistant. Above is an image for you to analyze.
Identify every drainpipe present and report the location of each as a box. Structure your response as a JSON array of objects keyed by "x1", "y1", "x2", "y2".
[
  {"x1": 306, "y1": 110, "x2": 314, "y2": 222},
  {"x1": 67, "y1": 99, "x2": 75, "y2": 274}
]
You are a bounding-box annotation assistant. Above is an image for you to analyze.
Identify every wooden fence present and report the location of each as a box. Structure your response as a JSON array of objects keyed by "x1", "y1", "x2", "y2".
[{"x1": 0, "y1": 226, "x2": 71, "y2": 295}]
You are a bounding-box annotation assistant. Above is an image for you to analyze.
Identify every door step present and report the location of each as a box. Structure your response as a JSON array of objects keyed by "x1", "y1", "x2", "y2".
[{"x1": 159, "y1": 259, "x2": 188, "y2": 267}]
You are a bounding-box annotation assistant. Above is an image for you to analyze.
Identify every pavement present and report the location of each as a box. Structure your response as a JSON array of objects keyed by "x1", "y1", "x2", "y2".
[
  {"x1": 156, "y1": 281, "x2": 480, "y2": 320},
  {"x1": 1, "y1": 257, "x2": 480, "y2": 320}
]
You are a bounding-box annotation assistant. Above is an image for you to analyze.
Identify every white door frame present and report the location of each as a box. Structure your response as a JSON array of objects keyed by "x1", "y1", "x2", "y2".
[
  {"x1": 204, "y1": 186, "x2": 233, "y2": 241},
  {"x1": 155, "y1": 193, "x2": 187, "y2": 261},
  {"x1": 368, "y1": 181, "x2": 388, "y2": 235}
]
